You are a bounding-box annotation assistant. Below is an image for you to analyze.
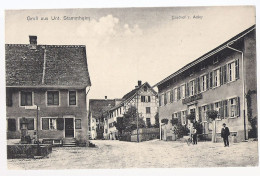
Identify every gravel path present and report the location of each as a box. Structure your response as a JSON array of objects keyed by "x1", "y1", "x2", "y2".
[{"x1": 8, "y1": 140, "x2": 258, "y2": 169}]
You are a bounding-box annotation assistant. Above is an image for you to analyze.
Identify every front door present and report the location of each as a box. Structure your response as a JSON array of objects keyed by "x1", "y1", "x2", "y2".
[{"x1": 65, "y1": 118, "x2": 74, "y2": 137}]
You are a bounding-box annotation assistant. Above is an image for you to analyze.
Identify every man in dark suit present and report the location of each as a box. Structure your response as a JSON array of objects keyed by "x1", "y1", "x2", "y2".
[{"x1": 221, "y1": 123, "x2": 230, "y2": 147}]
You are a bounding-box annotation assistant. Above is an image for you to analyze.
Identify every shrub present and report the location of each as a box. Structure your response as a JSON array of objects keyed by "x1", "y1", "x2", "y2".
[
  {"x1": 206, "y1": 110, "x2": 218, "y2": 121},
  {"x1": 170, "y1": 118, "x2": 179, "y2": 126},
  {"x1": 186, "y1": 113, "x2": 195, "y2": 123},
  {"x1": 173, "y1": 123, "x2": 190, "y2": 138},
  {"x1": 161, "y1": 118, "x2": 169, "y2": 124}
]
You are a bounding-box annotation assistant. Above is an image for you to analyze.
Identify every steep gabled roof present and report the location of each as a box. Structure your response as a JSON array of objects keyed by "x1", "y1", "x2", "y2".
[
  {"x1": 89, "y1": 99, "x2": 116, "y2": 119},
  {"x1": 6, "y1": 44, "x2": 91, "y2": 88}
]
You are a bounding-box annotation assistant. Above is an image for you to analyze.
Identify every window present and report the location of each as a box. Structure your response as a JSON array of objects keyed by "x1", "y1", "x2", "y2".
[
  {"x1": 174, "y1": 88, "x2": 178, "y2": 101},
  {"x1": 20, "y1": 118, "x2": 34, "y2": 130},
  {"x1": 159, "y1": 95, "x2": 161, "y2": 106},
  {"x1": 181, "y1": 111, "x2": 187, "y2": 125},
  {"x1": 189, "y1": 81, "x2": 195, "y2": 96},
  {"x1": 202, "y1": 106, "x2": 207, "y2": 121},
  {"x1": 8, "y1": 119, "x2": 16, "y2": 131},
  {"x1": 144, "y1": 86, "x2": 147, "y2": 92},
  {"x1": 214, "y1": 69, "x2": 220, "y2": 87},
  {"x1": 141, "y1": 96, "x2": 145, "y2": 102},
  {"x1": 173, "y1": 112, "x2": 178, "y2": 118},
  {"x1": 170, "y1": 90, "x2": 173, "y2": 103},
  {"x1": 69, "y1": 91, "x2": 76, "y2": 105},
  {"x1": 146, "y1": 107, "x2": 151, "y2": 114},
  {"x1": 215, "y1": 102, "x2": 220, "y2": 114},
  {"x1": 20, "y1": 91, "x2": 32, "y2": 106},
  {"x1": 228, "y1": 60, "x2": 239, "y2": 82},
  {"x1": 42, "y1": 118, "x2": 57, "y2": 130},
  {"x1": 75, "y1": 119, "x2": 81, "y2": 129},
  {"x1": 166, "y1": 92, "x2": 170, "y2": 103},
  {"x1": 230, "y1": 97, "x2": 240, "y2": 117},
  {"x1": 223, "y1": 100, "x2": 228, "y2": 118},
  {"x1": 228, "y1": 62, "x2": 235, "y2": 82},
  {"x1": 47, "y1": 91, "x2": 59, "y2": 106},
  {"x1": 146, "y1": 118, "x2": 151, "y2": 127},
  {"x1": 177, "y1": 87, "x2": 181, "y2": 100},
  {"x1": 201, "y1": 75, "x2": 207, "y2": 92},
  {"x1": 201, "y1": 62, "x2": 206, "y2": 70},
  {"x1": 147, "y1": 96, "x2": 151, "y2": 102},
  {"x1": 181, "y1": 85, "x2": 185, "y2": 99}
]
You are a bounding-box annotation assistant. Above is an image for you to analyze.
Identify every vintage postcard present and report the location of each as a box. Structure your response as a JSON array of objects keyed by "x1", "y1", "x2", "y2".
[{"x1": 4, "y1": 6, "x2": 258, "y2": 171}]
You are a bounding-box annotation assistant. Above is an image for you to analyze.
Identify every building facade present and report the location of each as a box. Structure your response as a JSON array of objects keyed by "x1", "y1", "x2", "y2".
[
  {"x1": 154, "y1": 25, "x2": 257, "y2": 142},
  {"x1": 88, "y1": 98, "x2": 117, "y2": 140},
  {"x1": 104, "y1": 81, "x2": 158, "y2": 139},
  {"x1": 6, "y1": 36, "x2": 91, "y2": 145}
]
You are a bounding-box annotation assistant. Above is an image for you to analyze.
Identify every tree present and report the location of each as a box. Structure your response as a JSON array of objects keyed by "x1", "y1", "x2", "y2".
[
  {"x1": 161, "y1": 118, "x2": 169, "y2": 124},
  {"x1": 115, "y1": 106, "x2": 145, "y2": 134},
  {"x1": 153, "y1": 112, "x2": 160, "y2": 128},
  {"x1": 206, "y1": 110, "x2": 219, "y2": 142}
]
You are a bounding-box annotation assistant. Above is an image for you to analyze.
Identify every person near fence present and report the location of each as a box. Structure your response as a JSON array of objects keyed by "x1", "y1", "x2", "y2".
[{"x1": 221, "y1": 123, "x2": 230, "y2": 147}]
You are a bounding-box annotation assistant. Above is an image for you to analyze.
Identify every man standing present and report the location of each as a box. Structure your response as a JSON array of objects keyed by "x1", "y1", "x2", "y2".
[
  {"x1": 221, "y1": 123, "x2": 230, "y2": 147},
  {"x1": 193, "y1": 127, "x2": 198, "y2": 145}
]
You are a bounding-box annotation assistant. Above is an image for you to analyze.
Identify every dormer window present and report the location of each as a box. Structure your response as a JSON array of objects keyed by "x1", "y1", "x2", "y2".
[{"x1": 144, "y1": 86, "x2": 147, "y2": 92}]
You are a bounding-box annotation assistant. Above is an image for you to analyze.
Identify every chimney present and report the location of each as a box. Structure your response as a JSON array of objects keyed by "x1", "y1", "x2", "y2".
[
  {"x1": 105, "y1": 96, "x2": 107, "y2": 100},
  {"x1": 138, "y1": 80, "x2": 142, "y2": 87},
  {"x1": 29, "y1": 35, "x2": 37, "y2": 49}
]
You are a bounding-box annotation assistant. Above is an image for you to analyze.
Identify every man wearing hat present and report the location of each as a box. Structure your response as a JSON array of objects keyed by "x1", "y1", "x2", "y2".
[{"x1": 221, "y1": 123, "x2": 230, "y2": 147}]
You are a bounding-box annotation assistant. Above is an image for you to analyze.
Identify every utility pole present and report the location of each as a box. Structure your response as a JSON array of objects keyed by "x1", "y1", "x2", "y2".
[{"x1": 136, "y1": 90, "x2": 139, "y2": 143}]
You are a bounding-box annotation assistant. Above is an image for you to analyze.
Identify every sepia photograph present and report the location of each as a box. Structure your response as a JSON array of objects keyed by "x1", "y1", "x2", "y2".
[{"x1": 3, "y1": 3, "x2": 259, "y2": 172}]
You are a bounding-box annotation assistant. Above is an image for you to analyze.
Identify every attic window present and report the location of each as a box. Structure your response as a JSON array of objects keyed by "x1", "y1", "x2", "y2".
[{"x1": 144, "y1": 86, "x2": 147, "y2": 91}]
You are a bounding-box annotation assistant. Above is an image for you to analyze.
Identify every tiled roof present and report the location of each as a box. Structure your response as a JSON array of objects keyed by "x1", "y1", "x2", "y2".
[
  {"x1": 89, "y1": 99, "x2": 116, "y2": 119},
  {"x1": 153, "y1": 24, "x2": 256, "y2": 87},
  {"x1": 6, "y1": 44, "x2": 91, "y2": 87}
]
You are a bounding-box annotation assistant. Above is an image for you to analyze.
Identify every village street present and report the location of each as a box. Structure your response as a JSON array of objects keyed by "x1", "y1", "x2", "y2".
[{"x1": 8, "y1": 139, "x2": 258, "y2": 169}]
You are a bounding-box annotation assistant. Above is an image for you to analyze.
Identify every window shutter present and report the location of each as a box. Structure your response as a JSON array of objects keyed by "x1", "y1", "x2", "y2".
[
  {"x1": 8, "y1": 119, "x2": 16, "y2": 131},
  {"x1": 197, "y1": 77, "x2": 200, "y2": 93},
  {"x1": 6, "y1": 89, "x2": 13, "y2": 107},
  {"x1": 21, "y1": 92, "x2": 26, "y2": 106},
  {"x1": 235, "y1": 59, "x2": 239, "y2": 79},
  {"x1": 159, "y1": 95, "x2": 161, "y2": 106},
  {"x1": 206, "y1": 74, "x2": 209, "y2": 90},
  {"x1": 209, "y1": 72, "x2": 213, "y2": 88},
  {"x1": 236, "y1": 97, "x2": 240, "y2": 117},
  {"x1": 57, "y1": 118, "x2": 64, "y2": 130},
  {"x1": 148, "y1": 96, "x2": 151, "y2": 102},
  {"x1": 185, "y1": 110, "x2": 188, "y2": 124},
  {"x1": 198, "y1": 107, "x2": 202, "y2": 122},
  {"x1": 186, "y1": 83, "x2": 189, "y2": 97},
  {"x1": 225, "y1": 100, "x2": 229, "y2": 117},
  {"x1": 178, "y1": 112, "x2": 181, "y2": 121},
  {"x1": 42, "y1": 118, "x2": 49, "y2": 130},
  {"x1": 54, "y1": 92, "x2": 59, "y2": 105},
  {"x1": 177, "y1": 87, "x2": 180, "y2": 100},
  {"x1": 27, "y1": 118, "x2": 34, "y2": 130},
  {"x1": 194, "y1": 79, "x2": 197, "y2": 94},
  {"x1": 223, "y1": 65, "x2": 227, "y2": 84},
  {"x1": 220, "y1": 101, "x2": 224, "y2": 119},
  {"x1": 220, "y1": 67, "x2": 223, "y2": 85}
]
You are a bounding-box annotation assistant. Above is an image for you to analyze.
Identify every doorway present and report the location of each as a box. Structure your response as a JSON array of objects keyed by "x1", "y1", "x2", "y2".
[{"x1": 65, "y1": 118, "x2": 74, "y2": 138}]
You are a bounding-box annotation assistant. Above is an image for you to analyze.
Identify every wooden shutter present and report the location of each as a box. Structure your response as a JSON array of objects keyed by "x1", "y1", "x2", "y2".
[
  {"x1": 186, "y1": 83, "x2": 189, "y2": 97},
  {"x1": 220, "y1": 101, "x2": 224, "y2": 119},
  {"x1": 194, "y1": 79, "x2": 197, "y2": 94},
  {"x1": 53, "y1": 92, "x2": 59, "y2": 105},
  {"x1": 236, "y1": 97, "x2": 240, "y2": 117},
  {"x1": 198, "y1": 107, "x2": 202, "y2": 122},
  {"x1": 148, "y1": 96, "x2": 151, "y2": 102},
  {"x1": 177, "y1": 87, "x2": 180, "y2": 100},
  {"x1": 177, "y1": 112, "x2": 181, "y2": 121},
  {"x1": 6, "y1": 89, "x2": 13, "y2": 107},
  {"x1": 27, "y1": 118, "x2": 34, "y2": 130},
  {"x1": 206, "y1": 74, "x2": 209, "y2": 89},
  {"x1": 235, "y1": 59, "x2": 239, "y2": 79},
  {"x1": 220, "y1": 67, "x2": 223, "y2": 85},
  {"x1": 223, "y1": 65, "x2": 227, "y2": 84},
  {"x1": 8, "y1": 119, "x2": 16, "y2": 131},
  {"x1": 42, "y1": 118, "x2": 49, "y2": 130},
  {"x1": 159, "y1": 95, "x2": 161, "y2": 106},
  {"x1": 197, "y1": 77, "x2": 201, "y2": 93},
  {"x1": 209, "y1": 72, "x2": 213, "y2": 88},
  {"x1": 57, "y1": 118, "x2": 64, "y2": 130},
  {"x1": 21, "y1": 92, "x2": 26, "y2": 106}
]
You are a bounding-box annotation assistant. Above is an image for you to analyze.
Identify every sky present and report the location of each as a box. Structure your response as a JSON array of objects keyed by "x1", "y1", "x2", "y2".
[{"x1": 5, "y1": 6, "x2": 255, "y2": 100}]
